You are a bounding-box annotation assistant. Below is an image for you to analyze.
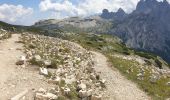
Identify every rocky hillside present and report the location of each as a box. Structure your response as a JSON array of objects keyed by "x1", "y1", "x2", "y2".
[
  {"x1": 110, "y1": 0, "x2": 170, "y2": 63},
  {"x1": 19, "y1": 33, "x2": 107, "y2": 99},
  {"x1": 34, "y1": 16, "x2": 112, "y2": 34}
]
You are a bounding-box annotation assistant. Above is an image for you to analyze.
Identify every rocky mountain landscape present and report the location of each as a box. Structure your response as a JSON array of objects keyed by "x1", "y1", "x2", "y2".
[
  {"x1": 110, "y1": 0, "x2": 170, "y2": 64},
  {"x1": 1, "y1": 0, "x2": 170, "y2": 100},
  {"x1": 34, "y1": 0, "x2": 170, "y2": 64},
  {"x1": 0, "y1": 25, "x2": 170, "y2": 99}
]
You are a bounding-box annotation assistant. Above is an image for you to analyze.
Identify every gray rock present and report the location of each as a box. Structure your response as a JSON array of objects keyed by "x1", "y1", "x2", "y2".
[{"x1": 149, "y1": 75, "x2": 159, "y2": 83}]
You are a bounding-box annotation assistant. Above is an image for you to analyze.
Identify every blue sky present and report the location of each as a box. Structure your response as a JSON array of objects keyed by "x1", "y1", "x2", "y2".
[{"x1": 0, "y1": 0, "x2": 168, "y2": 26}]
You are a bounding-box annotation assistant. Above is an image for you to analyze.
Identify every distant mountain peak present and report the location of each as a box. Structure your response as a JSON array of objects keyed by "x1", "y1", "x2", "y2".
[
  {"x1": 102, "y1": 9, "x2": 109, "y2": 14},
  {"x1": 163, "y1": 0, "x2": 169, "y2": 5},
  {"x1": 100, "y1": 8, "x2": 127, "y2": 20},
  {"x1": 135, "y1": 0, "x2": 170, "y2": 14},
  {"x1": 117, "y1": 8, "x2": 125, "y2": 14}
]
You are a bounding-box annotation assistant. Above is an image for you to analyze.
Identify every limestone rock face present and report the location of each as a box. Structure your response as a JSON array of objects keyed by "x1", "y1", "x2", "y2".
[{"x1": 110, "y1": 0, "x2": 170, "y2": 63}]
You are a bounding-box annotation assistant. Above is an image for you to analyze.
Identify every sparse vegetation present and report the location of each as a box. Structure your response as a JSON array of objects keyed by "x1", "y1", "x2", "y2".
[
  {"x1": 0, "y1": 29, "x2": 11, "y2": 40},
  {"x1": 55, "y1": 32, "x2": 170, "y2": 99},
  {"x1": 19, "y1": 33, "x2": 104, "y2": 99}
]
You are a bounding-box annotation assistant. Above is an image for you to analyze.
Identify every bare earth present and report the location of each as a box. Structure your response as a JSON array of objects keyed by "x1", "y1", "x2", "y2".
[
  {"x1": 0, "y1": 34, "x2": 54, "y2": 100},
  {"x1": 92, "y1": 51, "x2": 151, "y2": 100}
]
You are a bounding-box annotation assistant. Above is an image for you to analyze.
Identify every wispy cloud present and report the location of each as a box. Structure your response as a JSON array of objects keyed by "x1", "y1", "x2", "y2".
[{"x1": 0, "y1": 4, "x2": 33, "y2": 24}]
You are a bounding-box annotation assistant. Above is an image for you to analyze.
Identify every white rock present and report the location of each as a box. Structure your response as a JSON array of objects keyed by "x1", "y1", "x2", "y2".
[
  {"x1": 35, "y1": 93, "x2": 58, "y2": 100},
  {"x1": 38, "y1": 88, "x2": 46, "y2": 94},
  {"x1": 39, "y1": 67, "x2": 48, "y2": 75},
  {"x1": 65, "y1": 75, "x2": 76, "y2": 84},
  {"x1": 90, "y1": 73, "x2": 96, "y2": 80},
  {"x1": 166, "y1": 82, "x2": 170, "y2": 86},
  {"x1": 79, "y1": 90, "x2": 87, "y2": 98},
  {"x1": 9, "y1": 48, "x2": 14, "y2": 50},
  {"x1": 87, "y1": 89, "x2": 93, "y2": 96},
  {"x1": 19, "y1": 55, "x2": 26, "y2": 61},
  {"x1": 100, "y1": 79, "x2": 106, "y2": 84},
  {"x1": 34, "y1": 55, "x2": 41, "y2": 61},
  {"x1": 44, "y1": 60, "x2": 51, "y2": 66},
  {"x1": 78, "y1": 83, "x2": 86, "y2": 90},
  {"x1": 16, "y1": 56, "x2": 26, "y2": 65},
  {"x1": 64, "y1": 88, "x2": 71, "y2": 95},
  {"x1": 46, "y1": 93, "x2": 58, "y2": 99},
  {"x1": 150, "y1": 75, "x2": 158, "y2": 83}
]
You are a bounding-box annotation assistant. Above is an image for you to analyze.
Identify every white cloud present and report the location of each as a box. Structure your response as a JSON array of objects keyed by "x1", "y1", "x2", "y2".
[
  {"x1": 39, "y1": 0, "x2": 170, "y2": 19},
  {"x1": 0, "y1": 4, "x2": 33, "y2": 24},
  {"x1": 39, "y1": 0, "x2": 141, "y2": 19}
]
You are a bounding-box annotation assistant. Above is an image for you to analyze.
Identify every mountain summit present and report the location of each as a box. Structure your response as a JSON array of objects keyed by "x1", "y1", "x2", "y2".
[
  {"x1": 100, "y1": 8, "x2": 127, "y2": 20},
  {"x1": 110, "y1": 0, "x2": 170, "y2": 63}
]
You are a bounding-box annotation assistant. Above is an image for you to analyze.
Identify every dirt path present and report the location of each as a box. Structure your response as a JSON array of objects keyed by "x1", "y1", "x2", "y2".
[
  {"x1": 0, "y1": 34, "x2": 151, "y2": 100},
  {"x1": 0, "y1": 34, "x2": 54, "y2": 100},
  {"x1": 92, "y1": 51, "x2": 151, "y2": 100}
]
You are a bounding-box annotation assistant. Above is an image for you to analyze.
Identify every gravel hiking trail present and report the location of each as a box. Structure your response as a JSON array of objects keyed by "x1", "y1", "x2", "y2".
[
  {"x1": 92, "y1": 51, "x2": 151, "y2": 100},
  {"x1": 0, "y1": 34, "x2": 151, "y2": 100},
  {"x1": 0, "y1": 34, "x2": 54, "y2": 100}
]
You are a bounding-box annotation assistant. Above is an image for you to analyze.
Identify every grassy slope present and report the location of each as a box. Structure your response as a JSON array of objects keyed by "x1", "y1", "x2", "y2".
[{"x1": 57, "y1": 32, "x2": 170, "y2": 100}]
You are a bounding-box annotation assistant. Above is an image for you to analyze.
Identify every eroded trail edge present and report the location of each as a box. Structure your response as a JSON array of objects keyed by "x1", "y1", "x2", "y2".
[
  {"x1": 0, "y1": 34, "x2": 54, "y2": 99},
  {"x1": 92, "y1": 51, "x2": 150, "y2": 100}
]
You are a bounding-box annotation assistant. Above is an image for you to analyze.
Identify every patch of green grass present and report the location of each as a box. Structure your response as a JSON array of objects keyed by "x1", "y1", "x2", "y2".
[
  {"x1": 66, "y1": 84, "x2": 79, "y2": 100},
  {"x1": 108, "y1": 56, "x2": 170, "y2": 100},
  {"x1": 57, "y1": 96, "x2": 67, "y2": 100}
]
